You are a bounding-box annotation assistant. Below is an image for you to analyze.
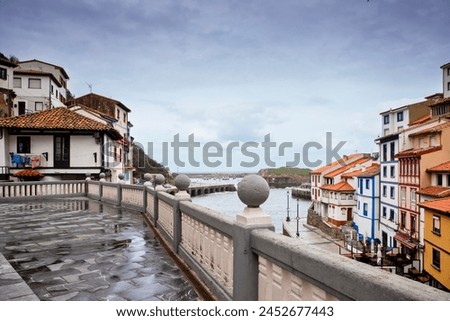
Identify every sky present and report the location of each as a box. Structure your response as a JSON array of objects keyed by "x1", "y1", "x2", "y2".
[{"x1": 1, "y1": 0, "x2": 449, "y2": 173}]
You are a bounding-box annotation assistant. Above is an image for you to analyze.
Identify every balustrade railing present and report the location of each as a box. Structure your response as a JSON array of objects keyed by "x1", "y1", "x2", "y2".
[{"x1": 1, "y1": 176, "x2": 450, "y2": 302}]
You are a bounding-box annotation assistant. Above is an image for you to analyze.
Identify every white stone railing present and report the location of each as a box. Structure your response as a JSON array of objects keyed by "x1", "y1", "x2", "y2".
[
  {"x1": 179, "y1": 201, "x2": 234, "y2": 297},
  {"x1": 121, "y1": 184, "x2": 145, "y2": 210},
  {"x1": 2, "y1": 175, "x2": 450, "y2": 302},
  {"x1": 157, "y1": 192, "x2": 175, "y2": 237},
  {"x1": 0, "y1": 180, "x2": 85, "y2": 199}
]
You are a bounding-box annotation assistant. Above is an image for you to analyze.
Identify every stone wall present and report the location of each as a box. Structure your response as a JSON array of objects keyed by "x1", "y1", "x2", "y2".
[{"x1": 307, "y1": 208, "x2": 344, "y2": 240}]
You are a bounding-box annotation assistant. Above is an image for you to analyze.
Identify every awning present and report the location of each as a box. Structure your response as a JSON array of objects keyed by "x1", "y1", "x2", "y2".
[{"x1": 394, "y1": 232, "x2": 418, "y2": 250}]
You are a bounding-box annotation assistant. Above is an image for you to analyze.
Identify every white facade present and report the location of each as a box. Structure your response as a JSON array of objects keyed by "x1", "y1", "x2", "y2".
[
  {"x1": 0, "y1": 59, "x2": 15, "y2": 90},
  {"x1": 442, "y1": 62, "x2": 450, "y2": 98},
  {"x1": 12, "y1": 60, "x2": 69, "y2": 116},
  {"x1": 354, "y1": 172, "x2": 380, "y2": 242},
  {"x1": 4, "y1": 132, "x2": 104, "y2": 180}
]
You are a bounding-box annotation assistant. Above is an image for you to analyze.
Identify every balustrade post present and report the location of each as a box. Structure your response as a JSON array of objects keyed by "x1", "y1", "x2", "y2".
[
  {"x1": 233, "y1": 174, "x2": 274, "y2": 301},
  {"x1": 173, "y1": 174, "x2": 191, "y2": 253},
  {"x1": 153, "y1": 174, "x2": 166, "y2": 227},
  {"x1": 99, "y1": 172, "x2": 105, "y2": 201}
]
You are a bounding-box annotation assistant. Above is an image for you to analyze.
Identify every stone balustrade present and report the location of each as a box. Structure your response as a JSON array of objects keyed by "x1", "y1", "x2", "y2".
[{"x1": 1, "y1": 174, "x2": 450, "y2": 301}]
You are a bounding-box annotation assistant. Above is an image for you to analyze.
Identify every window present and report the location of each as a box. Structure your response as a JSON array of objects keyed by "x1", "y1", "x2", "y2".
[
  {"x1": 383, "y1": 166, "x2": 387, "y2": 177},
  {"x1": 430, "y1": 135, "x2": 437, "y2": 147},
  {"x1": 448, "y1": 68, "x2": 450, "y2": 76},
  {"x1": 123, "y1": 112, "x2": 126, "y2": 123},
  {"x1": 0, "y1": 67, "x2": 6, "y2": 80},
  {"x1": 382, "y1": 207, "x2": 387, "y2": 218},
  {"x1": 382, "y1": 185, "x2": 387, "y2": 197},
  {"x1": 382, "y1": 144, "x2": 387, "y2": 162},
  {"x1": 116, "y1": 109, "x2": 120, "y2": 119},
  {"x1": 13, "y1": 77, "x2": 21, "y2": 88},
  {"x1": 365, "y1": 179, "x2": 370, "y2": 190},
  {"x1": 448, "y1": 174, "x2": 450, "y2": 187},
  {"x1": 433, "y1": 215, "x2": 441, "y2": 235},
  {"x1": 437, "y1": 174, "x2": 443, "y2": 186},
  {"x1": 357, "y1": 201, "x2": 360, "y2": 209},
  {"x1": 400, "y1": 212, "x2": 406, "y2": 229},
  {"x1": 389, "y1": 209, "x2": 395, "y2": 221},
  {"x1": 400, "y1": 187, "x2": 406, "y2": 206},
  {"x1": 448, "y1": 82, "x2": 450, "y2": 91},
  {"x1": 390, "y1": 142, "x2": 395, "y2": 160},
  {"x1": 17, "y1": 136, "x2": 31, "y2": 153},
  {"x1": 390, "y1": 165, "x2": 395, "y2": 178},
  {"x1": 397, "y1": 111, "x2": 404, "y2": 122},
  {"x1": 363, "y1": 203, "x2": 368, "y2": 216},
  {"x1": 411, "y1": 190, "x2": 416, "y2": 207},
  {"x1": 383, "y1": 115, "x2": 390, "y2": 124},
  {"x1": 390, "y1": 186, "x2": 395, "y2": 199},
  {"x1": 28, "y1": 78, "x2": 41, "y2": 89},
  {"x1": 432, "y1": 248, "x2": 440, "y2": 270},
  {"x1": 410, "y1": 215, "x2": 416, "y2": 234},
  {"x1": 35, "y1": 102, "x2": 43, "y2": 111}
]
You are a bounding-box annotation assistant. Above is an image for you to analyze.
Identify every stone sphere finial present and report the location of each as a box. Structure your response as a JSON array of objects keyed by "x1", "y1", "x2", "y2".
[
  {"x1": 144, "y1": 173, "x2": 152, "y2": 182},
  {"x1": 154, "y1": 174, "x2": 165, "y2": 185},
  {"x1": 99, "y1": 173, "x2": 105, "y2": 179},
  {"x1": 118, "y1": 173, "x2": 124, "y2": 180},
  {"x1": 85, "y1": 172, "x2": 91, "y2": 180},
  {"x1": 174, "y1": 174, "x2": 191, "y2": 200},
  {"x1": 175, "y1": 174, "x2": 191, "y2": 191},
  {"x1": 237, "y1": 174, "x2": 270, "y2": 207}
]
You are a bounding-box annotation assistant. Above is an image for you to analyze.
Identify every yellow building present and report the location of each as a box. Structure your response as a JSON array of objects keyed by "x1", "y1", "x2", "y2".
[{"x1": 419, "y1": 197, "x2": 450, "y2": 291}]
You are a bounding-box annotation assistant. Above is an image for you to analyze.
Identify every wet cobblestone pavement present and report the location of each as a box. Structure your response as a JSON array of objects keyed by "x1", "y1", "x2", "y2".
[{"x1": 0, "y1": 198, "x2": 199, "y2": 301}]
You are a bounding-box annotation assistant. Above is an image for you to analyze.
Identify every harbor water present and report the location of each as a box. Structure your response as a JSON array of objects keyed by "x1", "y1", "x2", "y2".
[{"x1": 191, "y1": 178, "x2": 311, "y2": 232}]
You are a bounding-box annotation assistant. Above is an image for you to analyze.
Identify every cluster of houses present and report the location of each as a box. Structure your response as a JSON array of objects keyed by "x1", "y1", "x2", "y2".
[
  {"x1": 310, "y1": 61, "x2": 450, "y2": 292},
  {"x1": 0, "y1": 54, "x2": 133, "y2": 183}
]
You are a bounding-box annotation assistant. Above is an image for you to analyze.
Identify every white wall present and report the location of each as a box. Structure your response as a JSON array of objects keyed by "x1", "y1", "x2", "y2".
[{"x1": 70, "y1": 136, "x2": 101, "y2": 167}]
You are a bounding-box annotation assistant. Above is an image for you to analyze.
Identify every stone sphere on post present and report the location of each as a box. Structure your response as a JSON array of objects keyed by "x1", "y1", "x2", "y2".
[
  {"x1": 85, "y1": 172, "x2": 91, "y2": 181},
  {"x1": 175, "y1": 174, "x2": 191, "y2": 200},
  {"x1": 143, "y1": 173, "x2": 153, "y2": 186},
  {"x1": 99, "y1": 172, "x2": 106, "y2": 182},
  {"x1": 154, "y1": 174, "x2": 166, "y2": 191},
  {"x1": 237, "y1": 174, "x2": 270, "y2": 207},
  {"x1": 236, "y1": 174, "x2": 272, "y2": 225}
]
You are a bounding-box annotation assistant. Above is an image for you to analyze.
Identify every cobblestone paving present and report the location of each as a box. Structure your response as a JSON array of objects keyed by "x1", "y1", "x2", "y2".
[{"x1": 0, "y1": 199, "x2": 198, "y2": 301}]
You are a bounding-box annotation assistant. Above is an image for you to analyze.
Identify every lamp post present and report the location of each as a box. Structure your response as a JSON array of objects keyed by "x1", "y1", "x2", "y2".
[
  {"x1": 296, "y1": 198, "x2": 300, "y2": 237},
  {"x1": 286, "y1": 190, "x2": 290, "y2": 222}
]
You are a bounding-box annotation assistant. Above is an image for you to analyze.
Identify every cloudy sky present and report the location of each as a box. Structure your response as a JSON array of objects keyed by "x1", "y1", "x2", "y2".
[{"x1": 1, "y1": 0, "x2": 449, "y2": 172}]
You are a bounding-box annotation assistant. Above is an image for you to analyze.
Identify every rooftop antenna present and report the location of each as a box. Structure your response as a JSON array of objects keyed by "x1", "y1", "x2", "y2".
[{"x1": 86, "y1": 82, "x2": 93, "y2": 93}]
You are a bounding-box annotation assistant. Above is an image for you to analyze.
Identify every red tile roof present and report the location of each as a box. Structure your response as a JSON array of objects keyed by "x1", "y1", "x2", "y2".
[
  {"x1": 409, "y1": 114, "x2": 431, "y2": 126},
  {"x1": 321, "y1": 181, "x2": 355, "y2": 192},
  {"x1": 429, "y1": 96, "x2": 450, "y2": 107},
  {"x1": 409, "y1": 120, "x2": 450, "y2": 137},
  {"x1": 395, "y1": 146, "x2": 442, "y2": 158},
  {"x1": 310, "y1": 153, "x2": 364, "y2": 174},
  {"x1": 418, "y1": 197, "x2": 450, "y2": 214},
  {"x1": 351, "y1": 164, "x2": 380, "y2": 177},
  {"x1": 427, "y1": 161, "x2": 450, "y2": 172},
  {"x1": 0, "y1": 107, "x2": 122, "y2": 139},
  {"x1": 417, "y1": 186, "x2": 450, "y2": 198},
  {"x1": 324, "y1": 157, "x2": 372, "y2": 178}
]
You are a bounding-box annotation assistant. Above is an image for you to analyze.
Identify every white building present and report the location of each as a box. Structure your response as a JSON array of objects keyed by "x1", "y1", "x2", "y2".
[
  {"x1": 0, "y1": 107, "x2": 121, "y2": 181},
  {"x1": 12, "y1": 59, "x2": 69, "y2": 115},
  {"x1": 67, "y1": 93, "x2": 133, "y2": 183},
  {"x1": 353, "y1": 165, "x2": 380, "y2": 242}
]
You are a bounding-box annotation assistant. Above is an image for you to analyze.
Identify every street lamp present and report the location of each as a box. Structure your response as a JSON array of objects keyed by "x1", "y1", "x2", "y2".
[{"x1": 286, "y1": 190, "x2": 290, "y2": 222}]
